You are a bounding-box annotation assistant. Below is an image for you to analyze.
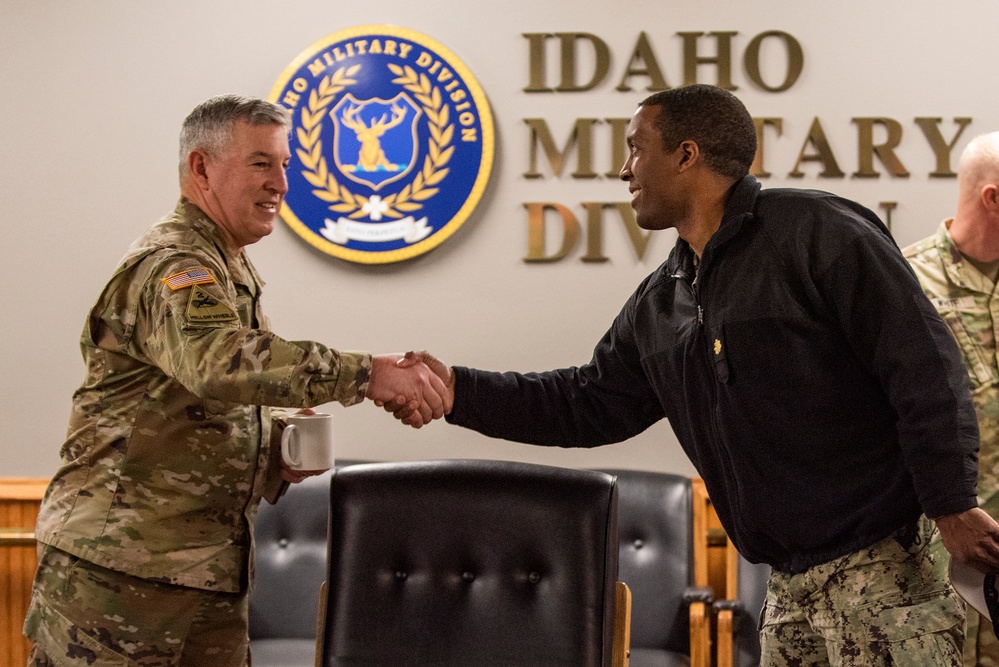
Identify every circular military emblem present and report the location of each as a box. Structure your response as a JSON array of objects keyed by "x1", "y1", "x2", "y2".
[{"x1": 270, "y1": 25, "x2": 494, "y2": 264}]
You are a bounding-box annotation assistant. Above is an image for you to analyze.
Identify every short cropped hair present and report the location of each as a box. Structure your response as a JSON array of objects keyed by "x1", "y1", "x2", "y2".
[
  {"x1": 640, "y1": 85, "x2": 757, "y2": 181},
  {"x1": 178, "y1": 94, "x2": 291, "y2": 179}
]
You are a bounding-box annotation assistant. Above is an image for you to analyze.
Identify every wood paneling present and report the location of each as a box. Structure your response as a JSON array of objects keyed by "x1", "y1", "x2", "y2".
[{"x1": 0, "y1": 479, "x2": 47, "y2": 667}]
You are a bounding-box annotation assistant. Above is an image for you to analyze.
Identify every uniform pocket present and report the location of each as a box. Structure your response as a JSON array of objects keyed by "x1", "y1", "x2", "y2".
[
  {"x1": 863, "y1": 591, "x2": 964, "y2": 643},
  {"x1": 24, "y1": 591, "x2": 130, "y2": 666}
]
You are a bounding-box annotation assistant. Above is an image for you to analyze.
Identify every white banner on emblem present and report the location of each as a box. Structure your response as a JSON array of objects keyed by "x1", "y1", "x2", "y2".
[{"x1": 320, "y1": 216, "x2": 432, "y2": 245}]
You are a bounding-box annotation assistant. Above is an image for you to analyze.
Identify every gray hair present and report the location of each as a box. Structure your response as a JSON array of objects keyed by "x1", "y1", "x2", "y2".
[{"x1": 178, "y1": 94, "x2": 291, "y2": 179}]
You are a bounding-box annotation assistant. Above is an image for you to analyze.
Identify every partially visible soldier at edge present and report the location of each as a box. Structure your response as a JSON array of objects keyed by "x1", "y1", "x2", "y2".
[
  {"x1": 905, "y1": 131, "x2": 999, "y2": 667},
  {"x1": 22, "y1": 94, "x2": 448, "y2": 666}
]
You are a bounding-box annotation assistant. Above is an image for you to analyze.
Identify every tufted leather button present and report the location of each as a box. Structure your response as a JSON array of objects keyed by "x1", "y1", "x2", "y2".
[
  {"x1": 395, "y1": 570, "x2": 408, "y2": 581},
  {"x1": 632, "y1": 538, "x2": 644, "y2": 550},
  {"x1": 278, "y1": 538, "x2": 289, "y2": 548},
  {"x1": 462, "y1": 571, "x2": 475, "y2": 582},
  {"x1": 528, "y1": 572, "x2": 541, "y2": 584}
]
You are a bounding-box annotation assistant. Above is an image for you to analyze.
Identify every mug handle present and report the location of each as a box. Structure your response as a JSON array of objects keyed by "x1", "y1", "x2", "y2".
[{"x1": 281, "y1": 424, "x2": 300, "y2": 467}]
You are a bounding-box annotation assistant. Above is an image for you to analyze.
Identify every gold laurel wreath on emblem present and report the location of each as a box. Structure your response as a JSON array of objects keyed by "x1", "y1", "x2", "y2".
[{"x1": 297, "y1": 63, "x2": 454, "y2": 220}]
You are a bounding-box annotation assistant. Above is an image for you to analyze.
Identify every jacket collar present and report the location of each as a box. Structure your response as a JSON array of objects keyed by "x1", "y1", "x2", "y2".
[
  {"x1": 669, "y1": 175, "x2": 761, "y2": 279},
  {"x1": 936, "y1": 218, "x2": 995, "y2": 294},
  {"x1": 175, "y1": 197, "x2": 265, "y2": 294}
]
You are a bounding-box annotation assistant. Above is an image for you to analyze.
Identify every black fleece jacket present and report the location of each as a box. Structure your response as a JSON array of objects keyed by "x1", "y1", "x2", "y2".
[{"x1": 447, "y1": 175, "x2": 979, "y2": 573}]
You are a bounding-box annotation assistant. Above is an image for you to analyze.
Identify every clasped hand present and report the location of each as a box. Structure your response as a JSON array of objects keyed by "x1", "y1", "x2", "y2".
[{"x1": 367, "y1": 352, "x2": 453, "y2": 428}]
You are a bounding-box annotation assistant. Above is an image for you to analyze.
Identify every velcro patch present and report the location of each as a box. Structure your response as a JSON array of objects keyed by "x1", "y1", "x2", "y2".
[
  {"x1": 162, "y1": 267, "x2": 216, "y2": 290},
  {"x1": 187, "y1": 286, "x2": 238, "y2": 323}
]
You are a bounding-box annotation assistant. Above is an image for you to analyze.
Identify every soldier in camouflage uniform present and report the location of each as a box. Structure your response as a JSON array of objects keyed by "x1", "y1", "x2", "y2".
[
  {"x1": 23, "y1": 95, "x2": 448, "y2": 666},
  {"x1": 905, "y1": 131, "x2": 999, "y2": 667}
]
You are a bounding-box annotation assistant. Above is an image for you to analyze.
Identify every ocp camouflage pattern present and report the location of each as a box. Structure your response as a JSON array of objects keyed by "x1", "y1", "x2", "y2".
[{"x1": 33, "y1": 199, "x2": 372, "y2": 592}]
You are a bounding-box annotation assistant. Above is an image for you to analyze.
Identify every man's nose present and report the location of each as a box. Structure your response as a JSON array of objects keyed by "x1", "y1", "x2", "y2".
[
  {"x1": 272, "y1": 167, "x2": 289, "y2": 195},
  {"x1": 619, "y1": 160, "x2": 631, "y2": 182}
]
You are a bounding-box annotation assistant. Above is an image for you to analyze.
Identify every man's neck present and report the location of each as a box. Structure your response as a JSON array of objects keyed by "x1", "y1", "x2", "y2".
[
  {"x1": 680, "y1": 184, "x2": 731, "y2": 259},
  {"x1": 179, "y1": 184, "x2": 241, "y2": 253},
  {"x1": 950, "y1": 212, "x2": 999, "y2": 263}
]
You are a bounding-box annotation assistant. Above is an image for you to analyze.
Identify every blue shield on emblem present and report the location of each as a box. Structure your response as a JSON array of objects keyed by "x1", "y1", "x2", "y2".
[{"x1": 331, "y1": 93, "x2": 422, "y2": 190}]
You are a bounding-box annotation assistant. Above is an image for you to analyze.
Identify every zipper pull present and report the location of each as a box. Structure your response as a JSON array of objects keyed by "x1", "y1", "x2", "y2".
[{"x1": 697, "y1": 305, "x2": 704, "y2": 325}]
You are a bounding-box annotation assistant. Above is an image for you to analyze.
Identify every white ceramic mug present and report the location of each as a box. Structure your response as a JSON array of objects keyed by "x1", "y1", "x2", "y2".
[{"x1": 281, "y1": 413, "x2": 335, "y2": 470}]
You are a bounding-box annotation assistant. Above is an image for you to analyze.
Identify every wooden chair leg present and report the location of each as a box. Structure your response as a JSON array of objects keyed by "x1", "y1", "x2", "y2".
[
  {"x1": 689, "y1": 601, "x2": 710, "y2": 667},
  {"x1": 613, "y1": 581, "x2": 632, "y2": 667},
  {"x1": 314, "y1": 580, "x2": 327, "y2": 667},
  {"x1": 716, "y1": 608, "x2": 734, "y2": 667}
]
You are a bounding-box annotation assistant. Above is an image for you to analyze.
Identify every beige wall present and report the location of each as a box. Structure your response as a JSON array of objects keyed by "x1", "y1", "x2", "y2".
[{"x1": 3, "y1": 0, "x2": 997, "y2": 478}]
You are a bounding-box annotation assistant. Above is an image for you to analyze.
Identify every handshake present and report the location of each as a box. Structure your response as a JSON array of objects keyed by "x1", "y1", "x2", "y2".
[{"x1": 367, "y1": 351, "x2": 453, "y2": 428}]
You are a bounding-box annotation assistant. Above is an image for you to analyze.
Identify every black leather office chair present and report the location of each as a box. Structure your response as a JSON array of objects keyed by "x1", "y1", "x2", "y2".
[
  {"x1": 249, "y1": 460, "x2": 367, "y2": 667},
  {"x1": 714, "y1": 550, "x2": 771, "y2": 667},
  {"x1": 317, "y1": 459, "x2": 630, "y2": 667},
  {"x1": 598, "y1": 469, "x2": 712, "y2": 667}
]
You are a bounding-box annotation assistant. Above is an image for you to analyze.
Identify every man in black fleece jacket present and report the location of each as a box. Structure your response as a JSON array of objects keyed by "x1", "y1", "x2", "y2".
[{"x1": 386, "y1": 85, "x2": 999, "y2": 664}]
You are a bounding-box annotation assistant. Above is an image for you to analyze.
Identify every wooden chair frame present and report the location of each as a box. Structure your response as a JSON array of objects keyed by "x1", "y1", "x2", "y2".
[{"x1": 691, "y1": 478, "x2": 715, "y2": 667}]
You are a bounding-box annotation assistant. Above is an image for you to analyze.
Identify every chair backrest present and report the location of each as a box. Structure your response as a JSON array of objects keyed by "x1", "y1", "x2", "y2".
[
  {"x1": 249, "y1": 460, "x2": 368, "y2": 642},
  {"x1": 318, "y1": 459, "x2": 620, "y2": 667},
  {"x1": 597, "y1": 469, "x2": 694, "y2": 656}
]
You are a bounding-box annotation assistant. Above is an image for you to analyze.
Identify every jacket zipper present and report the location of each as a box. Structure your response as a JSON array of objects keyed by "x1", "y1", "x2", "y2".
[{"x1": 687, "y1": 263, "x2": 744, "y2": 549}]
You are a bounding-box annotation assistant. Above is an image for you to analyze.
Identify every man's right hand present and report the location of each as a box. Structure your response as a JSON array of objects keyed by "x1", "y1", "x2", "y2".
[
  {"x1": 376, "y1": 350, "x2": 454, "y2": 423},
  {"x1": 937, "y1": 507, "x2": 999, "y2": 574},
  {"x1": 367, "y1": 353, "x2": 449, "y2": 428}
]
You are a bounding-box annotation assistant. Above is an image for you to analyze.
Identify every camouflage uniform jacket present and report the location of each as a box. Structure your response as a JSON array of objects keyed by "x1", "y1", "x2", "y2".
[
  {"x1": 905, "y1": 219, "x2": 999, "y2": 510},
  {"x1": 34, "y1": 198, "x2": 372, "y2": 592}
]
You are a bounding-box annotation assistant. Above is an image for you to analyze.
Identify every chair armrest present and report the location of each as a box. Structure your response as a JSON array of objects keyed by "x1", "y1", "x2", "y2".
[
  {"x1": 613, "y1": 582, "x2": 632, "y2": 667},
  {"x1": 684, "y1": 587, "x2": 713, "y2": 667},
  {"x1": 712, "y1": 598, "x2": 745, "y2": 613},
  {"x1": 688, "y1": 600, "x2": 710, "y2": 667},
  {"x1": 682, "y1": 586, "x2": 715, "y2": 605},
  {"x1": 314, "y1": 581, "x2": 327, "y2": 667},
  {"x1": 712, "y1": 598, "x2": 749, "y2": 667},
  {"x1": 715, "y1": 606, "x2": 735, "y2": 667}
]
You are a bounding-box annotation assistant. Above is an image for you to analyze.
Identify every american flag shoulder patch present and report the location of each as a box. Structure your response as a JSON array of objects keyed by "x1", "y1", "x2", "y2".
[{"x1": 161, "y1": 267, "x2": 216, "y2": 290}]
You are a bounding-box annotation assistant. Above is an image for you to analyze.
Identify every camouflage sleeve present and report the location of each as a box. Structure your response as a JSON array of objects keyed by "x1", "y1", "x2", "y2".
[{"x1": 132, "y1": 253, "x2": 372, "y2": 408}]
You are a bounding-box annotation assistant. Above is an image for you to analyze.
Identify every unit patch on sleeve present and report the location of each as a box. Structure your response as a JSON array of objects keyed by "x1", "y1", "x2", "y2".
[{"x1": 186, "y1": 286, "x2": 238, "y2": 323}]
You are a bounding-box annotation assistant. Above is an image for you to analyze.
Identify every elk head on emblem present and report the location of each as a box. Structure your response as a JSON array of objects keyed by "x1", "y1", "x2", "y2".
[{"x1": 340, "y1": 103, "x2": 408, "y2": 172}]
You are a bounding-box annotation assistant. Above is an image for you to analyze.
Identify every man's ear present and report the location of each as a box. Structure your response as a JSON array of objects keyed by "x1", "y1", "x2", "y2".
[
  {"x1": 981, "y1": 183, "x2": 999, "y2": 213},
  {"x1": 187, "y1": 150, "x2": 211, "y2": 191},
  {"x1": 677, "y1": 139, "x2": 701, "y2": 172}
]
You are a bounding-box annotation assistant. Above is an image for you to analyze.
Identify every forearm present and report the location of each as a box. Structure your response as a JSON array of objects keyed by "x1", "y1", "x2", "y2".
[
  {"x1": 150, "y1": 326, "x2": 372, "y2": 408},
  {"x1": 447, "y1": 364, "x2": 660, "y2": 448}
]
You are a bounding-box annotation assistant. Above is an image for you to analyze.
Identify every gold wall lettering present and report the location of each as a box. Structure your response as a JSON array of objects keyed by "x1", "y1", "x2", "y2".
[
  {"x1": 524, "y1": 201, "x2": 652, "y2": 263},
  {"x1": 520, "y1": 30, "x2": 974, "y2": 262},
  {"x1": 524, "y1": 116, "x2": 972, "y2": 181},
  {"x1": 524, "y1": 31, "x2": 804, "y2": 93}
]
